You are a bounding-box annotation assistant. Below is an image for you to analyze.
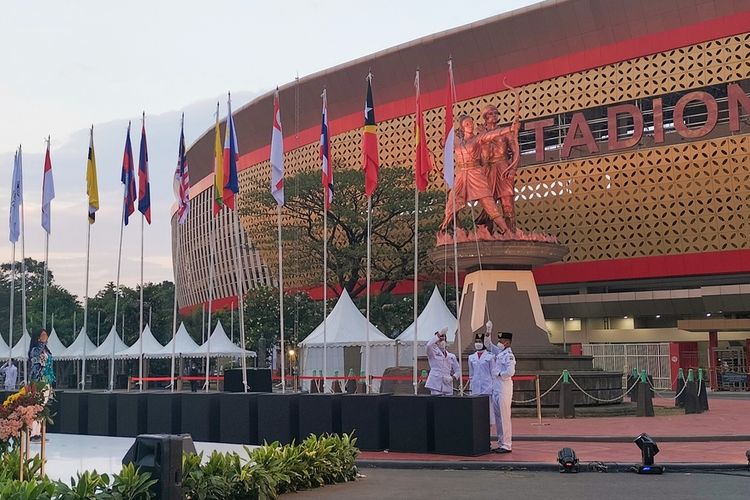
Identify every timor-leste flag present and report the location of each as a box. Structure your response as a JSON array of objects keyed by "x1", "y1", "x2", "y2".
[
  {"x1": 414, "y1": 70, "x2": 433, "y2": 192},
  {"x1": 362, "y1": 76, "x2": 379, "y2": 197}
]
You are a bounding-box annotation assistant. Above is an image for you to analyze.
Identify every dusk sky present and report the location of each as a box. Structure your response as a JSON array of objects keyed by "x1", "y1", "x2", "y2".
[{"x1": 0, "y1": 0, "x2": 540, "y2": 298}]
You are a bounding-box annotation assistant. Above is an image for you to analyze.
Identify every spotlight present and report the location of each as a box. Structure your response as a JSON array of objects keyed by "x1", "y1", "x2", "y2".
[
  {"x1": 633, "y1": 433, "x2": 663, "y2": 474},
  {"x1": 557, "y1": 447, "x2": 579, "y2": 473},
  {"x1": 746, "y1": 449, "x2": 750, "y2": 469}
]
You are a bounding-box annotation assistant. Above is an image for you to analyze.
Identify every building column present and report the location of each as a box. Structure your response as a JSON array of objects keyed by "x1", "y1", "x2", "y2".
[{"x1": 708, "y1": 330, "x2": 719, "y2": 391}]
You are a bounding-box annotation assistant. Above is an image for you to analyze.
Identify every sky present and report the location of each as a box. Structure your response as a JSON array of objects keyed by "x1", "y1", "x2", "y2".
[{"x1": 0, "y1": 0, "x2": 540, "y2": 299}]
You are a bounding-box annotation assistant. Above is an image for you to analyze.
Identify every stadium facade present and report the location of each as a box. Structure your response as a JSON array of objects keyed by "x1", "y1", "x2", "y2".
[{"x1": 174, "y1": 0, "x2": 750, "y2": 379}]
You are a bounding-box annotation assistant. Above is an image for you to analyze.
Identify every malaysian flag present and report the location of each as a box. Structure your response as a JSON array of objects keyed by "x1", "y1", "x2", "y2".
[
  {"x1": 173, "y1": 114, "x2": 190, "y2": 224},
  {"x1": 321, "y1": 89, "x2": 333, "y2": 211}
]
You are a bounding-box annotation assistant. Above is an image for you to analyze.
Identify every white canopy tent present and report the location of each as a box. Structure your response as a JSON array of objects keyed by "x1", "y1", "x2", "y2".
[
  {"x1": 300, "y1": 289, "x2": 395, "y2": 392},
  {"x1": 56, "y1": 326, "x2": 96, "y2": 361},
  {"x1": 396, "y1": 286, "x2": 458, "y2": 365},
  {"x1": 89, "y1": 326, "x2": 129, "y2": 359},
  {"x1": 11, "y1": 331, "x2": 31, "y2": 361},
  {"x1": 47, "y1": 328, "x2": 68, "y2": 358},
  {"x1": 0, "y1": 333, "x2": 11, "y2": 360},
  {"x1": 193, "y1": 320, "x2": 256, "y2": 358},
  {"x1": 115, "y1": 324, "x2": 164, "y2": 359},
  {"x1": 148, "y1": 322, "x2": 201, "y2": 359}
]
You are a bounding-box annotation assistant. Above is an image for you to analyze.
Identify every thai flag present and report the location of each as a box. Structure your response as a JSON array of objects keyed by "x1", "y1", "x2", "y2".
[
  {"x1": 138, "y1": 120, "x2": 151, "y2": 224},
  {"x1": 121, "y1": 123, "x2": 137, "y2": 226},
  {"x1": 41, "y1": 140, "x2": 55, "y2": 234},
  {"x1": 321, "y1": 89, "x2": 333, "y2": 211},
  {"x1": 270, "y1": 88, "x2": 284, "y2": 206},
  {"x1": 223, "y1": 94, "x2": 240, "y2": 210},
  {"x1": 173, "y1": 115, "x2": 190, "y2": 225}
]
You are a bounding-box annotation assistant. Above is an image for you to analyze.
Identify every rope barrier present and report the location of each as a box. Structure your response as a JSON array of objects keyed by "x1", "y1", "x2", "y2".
[
  {"x1": 511, "y1": 373, "x2": 563, "y2": 404},
  {"x1": 648, "y1": 375, "x2": 689, "y2": 400},
  {"x1": 568, "y1": 374, "x2": 640, "y2": 403}
]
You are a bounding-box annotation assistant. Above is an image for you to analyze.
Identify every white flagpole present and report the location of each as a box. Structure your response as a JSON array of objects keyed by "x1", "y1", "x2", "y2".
[
  {"x1": 82, "y1": 221, "x2": 91, "y2": 390},
  {"x1": 277, "y1": 205, "x2": 285, "y2": 393},
  {"x1": 42, "y1": 138, "x2": 50, "y2": 330},
  {"x1": 7, "y1": 244, "x2": 15, "y2": 366},
  {"x1": 139, "y1": 211, "x2": 144, "y2": 392},
  {"x1": 413, "y1": 186, "x2": 419, "y2": 395},
  {"x1": 20, "y1": 145, "x2": 28, "y2": 384},
  {"x1": 230, "y1": 302, "x2": 234, "y2": 343},
  {"x1": 231, "y1": 209, "x2": 248, "y2": 392},
  {"x1": 366, "y1": 197, "x2": 372, "y2": 393},
  {"x1": 205, "y1": 212, "x2": 216, "y2": 392},
  {"x1": 170, "y1": 223, "x2": 179, "y2": 392},
  {"x1": 111, "y1": 181, "x2": 126, "y2": 391},
  {"x1": 323, "y1": 191, "x2": 328, "y2": 393}
]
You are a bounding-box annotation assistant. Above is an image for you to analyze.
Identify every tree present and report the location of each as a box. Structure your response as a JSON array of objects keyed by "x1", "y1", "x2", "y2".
[
  {"x1": 242, "y1": 287, "x2": 320, "y2": 349},
  {"x1": 242, "y1": 165, "x2": 444, "y2": 298}
]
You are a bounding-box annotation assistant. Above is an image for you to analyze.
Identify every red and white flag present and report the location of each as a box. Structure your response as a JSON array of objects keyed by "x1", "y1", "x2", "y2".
[
  {"x1": 443, "y1": 61, "x2": 456, "y2": 189},
  {"x1": 41, "y1": 139, "x2": 55, "y2": 234},
  {"x1": 270, "y1": 88, "x2": 284, "y2": 206}
]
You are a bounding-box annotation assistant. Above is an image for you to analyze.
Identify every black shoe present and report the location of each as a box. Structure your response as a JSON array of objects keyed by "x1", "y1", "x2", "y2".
[
  {"x1": 30, "y1": 435, "x2": 42, "y2": 443},
  {"x1": 494, "y1": 447, "x2": 512, "y2": 454}
]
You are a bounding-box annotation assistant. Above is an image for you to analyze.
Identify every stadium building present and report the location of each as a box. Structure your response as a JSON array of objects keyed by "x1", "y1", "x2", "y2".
[{"x1": 174, "y1": 0, "x2": 750, "y2": 387}]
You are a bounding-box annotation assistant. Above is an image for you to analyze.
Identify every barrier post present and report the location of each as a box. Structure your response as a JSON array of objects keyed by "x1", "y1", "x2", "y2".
[
  {"x1": 697, "y1": 368, "x2": 709, "y2": 412},
  {"x1": 675, "y1": 367, "x2": 685, "y2": 408},
  {"x1": 559, "y1": 370, "x2": 575, "y2": 418},
  {"x1": 535, "y1": 376, "x2": 543, "y2": 425}
]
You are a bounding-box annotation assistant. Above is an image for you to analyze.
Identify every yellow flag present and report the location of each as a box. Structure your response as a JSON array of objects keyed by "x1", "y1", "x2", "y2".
[
  {"x1": 213, "y1": 110, "x2": 224, "y2": 214},
  {"x1": 86, "y1": 127, "x2": 99, "y2": 224}
]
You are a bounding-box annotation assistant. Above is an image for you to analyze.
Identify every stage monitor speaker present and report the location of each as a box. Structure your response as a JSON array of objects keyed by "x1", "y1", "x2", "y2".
[
  {"x1": 224, "y1": 368, "x2": 272, "y2": 393},
  {"x1": 123, "y1": 434, "x2": 196, "y2": 500}
]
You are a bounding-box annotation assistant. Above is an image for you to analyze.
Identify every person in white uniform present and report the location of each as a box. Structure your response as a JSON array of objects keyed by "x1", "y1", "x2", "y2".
[
  {"x1": 425, "y1": 328, "x2": 459, "y2": 395},
  {"x1": 485, "y1": 330, "x2": 516, "y2": 453},
  {"x1": 0, "y1": 360, "x2": 18, "y2": 390},
  {"x1": 468, "y1": 331, "x2": 496, "y2": 432}
]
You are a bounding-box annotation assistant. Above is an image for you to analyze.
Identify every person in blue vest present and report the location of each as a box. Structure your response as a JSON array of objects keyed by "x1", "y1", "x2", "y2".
[
  {"x1": 485, "y1": 330, "x2": 516, "y2": 453},
  {"x1": 425, "y1": 328, "x2": 459, "y2": 395},
  {"x1": 468, "y1": 331, "x2": 496, "y2": 433}
]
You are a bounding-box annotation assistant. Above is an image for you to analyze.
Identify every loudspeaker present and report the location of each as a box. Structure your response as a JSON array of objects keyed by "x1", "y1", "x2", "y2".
[
  {"x1": 388, "y1": 395, "x2": 434, "y2": 453},
  {"x1": 298, "y1": 394, "x2": 342, "y2": 439},
  {"x1": 146, "y1": 393, "x2": 181, "y2": 434},
  {"x1": 224, "y1": 369, "x2": 272, "y2": 393},
  {"x1": 116, "y1": 393, "x2": 147, "y2": 437},
  {"x1": 47, "y1": 390, "x2": 63, "y2": 433},
  {"x1": 87, "y1": 392, "x2": 116, "y2": 436},
  {"x1": 432, "y1": 395, "x2": 490, "y2": 456},
  {"x1": 59, "y1": 391, "x2": 89, "y2": 435},
  {"x1": 341, "y1": 393, "x2": 390, "y2": 451},
  {"x1": 218, "y1": 392, "x2": 259, "y2": 445},
  {"x1": 123, "y1": 434, "x2": 196, "y2": 500},
  {"x1": 180, "y1": 393, "x2": 220, "y2": 442},
  {"x1": 257, "y1": 393, "x2": 299, "y2": 445}
]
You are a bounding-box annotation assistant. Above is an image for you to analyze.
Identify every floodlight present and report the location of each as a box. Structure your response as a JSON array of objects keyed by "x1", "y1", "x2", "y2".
[
  {"x1": 633, "y1": 433, "x2": 663, "y2": 474},
  {"x1": 746, "y1": 449, "x2": 750, "y2": 469},
  {"x1": 557, "y1": 447, "x2": 579, "y2": 473}
]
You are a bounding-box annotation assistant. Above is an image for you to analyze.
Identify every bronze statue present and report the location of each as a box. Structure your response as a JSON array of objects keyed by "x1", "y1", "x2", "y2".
[{"x1": 439, "y1": 115, "x2": 511, "y2": 234}]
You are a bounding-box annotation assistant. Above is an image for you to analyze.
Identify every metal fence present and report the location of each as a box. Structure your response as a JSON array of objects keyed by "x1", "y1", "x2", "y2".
[{"x1": 582, "y1": 343, "x2": 672, "y2": 390}]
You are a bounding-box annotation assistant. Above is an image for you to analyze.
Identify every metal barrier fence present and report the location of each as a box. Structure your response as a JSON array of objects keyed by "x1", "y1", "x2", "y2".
[{"x1": 582, "y1": 343, "x2": 671, "y2": 390}]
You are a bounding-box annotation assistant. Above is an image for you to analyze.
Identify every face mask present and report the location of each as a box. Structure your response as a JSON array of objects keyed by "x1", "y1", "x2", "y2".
[
  {"x1": 438, "y1": 341, "x2": 446, "y2": 349},
  {"x1": 474, "y1": 343, "x2": 484, "y2": 351},
  {"x1": 496, "y1": 342, "x2": 505, "y2": 351}
]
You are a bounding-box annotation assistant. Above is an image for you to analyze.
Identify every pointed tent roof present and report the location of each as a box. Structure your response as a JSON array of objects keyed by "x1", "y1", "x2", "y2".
[
  {"x1": 0, "y1": 333, "x2": 10, "y2": 357},
  {"x1": 55, "y1": 326, "x2": 96, "y2": 360},
  {"x1": 116, "y1": 324, "x2": 165, "y2": 359},
  {"x1": 193, "y1": 320, "x2": 256, "y2": 357},
  {"x1": 47, "y1": 328, "x2": 68, "y2": 357},
  {"x1": 11, "y1": 331, "x2": 31, "y2": 360},
  {"x1": 301, "y1": 289, "x2": 394, "y2": 347},
  {"x1": 149, "y1": 322, "x2": 201, "y2": 358},
  {"x1": 89, "y1": 326, "x2": 129, "y2": 359},
  {"x1": 397, "y1": 286, "x2": 457, "y2": 344}
]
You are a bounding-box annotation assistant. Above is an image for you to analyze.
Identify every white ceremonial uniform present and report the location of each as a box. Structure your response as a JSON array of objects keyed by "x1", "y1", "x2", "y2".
[
  {"x1": 469, "y1": 348, "x2": 496, "y2": 424},
  {"x1": 1, "y1": 362, "x2": 18, "y2": 390},
  {"x1": 425, "y1": 334, "x2": 460, "y2": 395},
  {"x1": 485, "y1": 338, "x2": 516, "y2": 451}
]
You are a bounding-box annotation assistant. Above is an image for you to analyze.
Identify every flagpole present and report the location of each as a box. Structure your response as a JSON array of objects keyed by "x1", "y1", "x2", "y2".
[
  {"x1": 413, "y1": 186, "x2": 419, "y2": 395},
  {"x1": 139, "y1": 210, "x2": 144, "y2": 391},
  {"x1": 42, "y1": 137, "x2": 51, "y2": 330},
  {"x1": 19, "y1": 145, "x2": 28, "y2": 384},
  {"x1": 366, "y1": 196, "x2": 372, "y2": 393},
  {"x1": 7, "y1": 244, "x2": 15, "y2": 366},
  {"x1": 112, "y1": 181, "x2": 127, "y2": 391},
  {"x1": 230, "y1": 302, "x2": 234, "y2": 343},
  {"x1": 82, "y1": 221, "x2": 91, "y2": 390},
  {"x1": 277, "y1": 205, "x2": 285, "y2": 393},
  {"x1": 205, "y1": 212, "x2": 216, "y2": 392},
  {"x1": 171, "y1": 222, "x2": 179, "y2": 392},
  {"x1": 231, "y1": 209, "x2": 248, "y2": 392}
]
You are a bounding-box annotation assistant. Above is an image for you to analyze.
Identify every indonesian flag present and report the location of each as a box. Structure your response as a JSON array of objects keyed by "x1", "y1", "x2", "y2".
[
  {"x1": 362, "y1": 75, "x2": 379, "y2": 197},
  {"x1": 121, "y1": 123, "x2": 137, "y2": 226},
  {"x1": 41, "y1": 139, "x2": 55, "y2": 234},
  {"x1": 414, "y1": 70, "x2": 433, "y2": 192},
  {"x1": 270, "y1": 88, "x2": 284, "y2": 206},
  {"x1": 223, "y1": 94, "x2": 240, "y2": 210},
  {"x1": 443, "y1": 61, "x2": 456, "y2": 189},
  {"x1": 321, "y1": 89, "x2": 333, "y2": 211},
  {"x1": 138, "y1": 120, "x2": 151, "y2": 224},
  {"x1": 173, "y1": 115, "x2": 190, "y2": 225},
  {"x1": 212, "y1": 104, "x2": 224, "y2": 215}
]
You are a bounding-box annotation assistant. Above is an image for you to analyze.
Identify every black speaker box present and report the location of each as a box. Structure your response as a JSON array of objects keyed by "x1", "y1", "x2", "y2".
[
  {"x1": 218, "y1": 392, "x2": 259, "y2": 445},
  {"x1": 388, "y1": 395, "x2": 434, "y2": 453},
  {"x1": 87, "y1": 392, "x2": 116, "y2": 437},
  {"x1": 257, "y1": 393, "x2": 299, "y2": 445},
  {"x1": 298, "y1": 394, "x2": 342, "y2": 439},
  {"x1": 432, "y1": 395, "x2": 490, "y2": 456},
  {"x1": 115, "y1": 392, "x2": 147, "y2": 437},
  {"x1": 123, "y1": 434, "x2": 196, "y2": 500},
  {"x1": 59, "y1": 391, "x2": 89, "y2": 435},
  {"x1": 180, "y1": 392, "x2": 220, "y2": 442},
  {"x1": 47, "y1": 389, "x2": 63, "y2": 433},
  {"x1": 145, "y1": 393, "x2": 181, "y2": 434},
  {"x1": 341, "y1": 393, "x2": 390, "y2": 451},
  {"x1": 224, "y1": 368, "x2": 272, "y2": 393}
]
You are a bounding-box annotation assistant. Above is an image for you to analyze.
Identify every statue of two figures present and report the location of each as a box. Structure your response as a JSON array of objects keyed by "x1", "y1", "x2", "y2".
[{"x1": 437, "y1": 98, "x2": 558, "y2": 246}]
